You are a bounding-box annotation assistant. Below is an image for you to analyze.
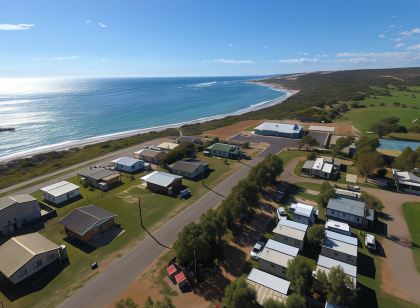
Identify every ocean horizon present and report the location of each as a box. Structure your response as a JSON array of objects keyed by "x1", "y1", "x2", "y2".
[{"x1": 0, "y1": 76, "x2": 287, "y2": 160}]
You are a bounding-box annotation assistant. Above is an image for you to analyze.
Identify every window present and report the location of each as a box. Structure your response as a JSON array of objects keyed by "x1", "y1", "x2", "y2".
[{"x1": 33, "y1": 260, "x2": 43, "y2": 269}]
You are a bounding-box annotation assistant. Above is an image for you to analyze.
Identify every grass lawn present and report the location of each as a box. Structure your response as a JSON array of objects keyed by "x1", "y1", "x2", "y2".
[
  {"x1": 0, "y1": 153, "x2": 241, "y2": 308},
  {"x1": 386, "y1": 132, "x2": 420, "y2": 141},
  {"x1": 277, "y1": 150, "x2": 307, "y2": 165},
  {"x1": 363, "y1": 86, "x2": 420, "y2": 108},
  {"x1": 402, "y1": 202, "x2": 420, "y2": 273}
]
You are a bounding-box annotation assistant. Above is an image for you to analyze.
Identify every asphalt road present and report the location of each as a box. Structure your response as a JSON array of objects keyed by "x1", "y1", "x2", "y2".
[{"x1": 230, "y1": 133, "x2": 300, "y2": 155}]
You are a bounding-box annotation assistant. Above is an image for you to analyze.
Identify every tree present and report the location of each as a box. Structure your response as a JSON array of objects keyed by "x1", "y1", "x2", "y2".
[
  {"x1": 332, "y1": 136, "x2": 354, "y2": 156},
  {"x1": 306, "y1": 152, "x2": 317, "y2": 160},
  {"x1": 161, "y1": 142, "x2": 195, "y2": 165},
  {"x1": 392, "y1": 146, "x2": 420, "y2": 170},
  {"x1": 361, "y1": 192, "x2": 384, "y2": 211},
  {"x1": 143, "y1": 296, "x2": 176, "y2": 308},
  {"x1": 318, "y1": 182, "x2": 335, "y2": 208},
  {"x1": 286, "y1": 256, "x2": 313, "y2": 295},
  {"x1": 355, "y1": 135, "x2": 380, "y2": 151},
  {"x1": 263, "y1": 298, "x2": 285, "y2": 308},
  {"x1": 307, "y1": 224, "x2": 326, "y2": 246},
  {"x1": 298, "y1": 136, "x2": 319, "y2": 150},
  {"x1": 200, "y1": 209, "x2": 226, "y2": 246},
  {"x1": 223, "y1": 277, "x2": 259, "y2": 308},
  {"x1": 115, "y1": 297, "x2": 139, "y2": 308},
  {"x1": 173, "y1": 221, "x2": 211, "y2": 266},
  {"x1": 284, "y1": 294, "x2": 306, "y2": 308},
  {"x1": 354, "y1": 148, "x2": 384, "y2": 180},
  {"x1": 409, "y1": 121, "x2": 420, "y2": 133},
  {"x1": 370, "y1": 117, "x2": 401, "y2": 137},
  {"x1": 144, "y1": 297, "x2": 154, "y2": 308},
  {"x1": 249, "y1": 154, "x2": 283, "y2": 190}
]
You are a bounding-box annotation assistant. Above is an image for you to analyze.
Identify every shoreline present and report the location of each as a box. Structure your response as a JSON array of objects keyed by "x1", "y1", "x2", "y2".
[{"x1": 0, "y1": 82, "x2": 297, "y2": 164}]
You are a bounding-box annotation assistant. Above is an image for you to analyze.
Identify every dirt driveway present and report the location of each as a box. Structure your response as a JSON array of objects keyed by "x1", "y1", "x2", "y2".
[{"x1": 280, "y1": 157, "x2": 420, "y2": 304}]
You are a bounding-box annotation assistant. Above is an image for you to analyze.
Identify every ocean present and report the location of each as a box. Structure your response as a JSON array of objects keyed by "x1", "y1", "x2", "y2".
[{"x1": 0, "y1": 76, "x2": 287, "y2": 160}]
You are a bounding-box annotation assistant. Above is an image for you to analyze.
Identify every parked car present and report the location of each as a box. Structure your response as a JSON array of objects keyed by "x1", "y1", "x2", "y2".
[
  {"x1": 250, "y1": 241, "x2": 265, "y2": 260},
  {"x1": 277, "y1": 207, "x2": 287, "y2": 219},
  {"x1": 365, "y1": 234, "x2": 376, "y2": 251}
]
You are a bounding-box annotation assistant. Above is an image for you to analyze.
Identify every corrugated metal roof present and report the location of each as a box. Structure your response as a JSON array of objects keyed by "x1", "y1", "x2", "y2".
[
  {"x1": 322, "y1": 237, "x2": 358, "y2": 256},
  {"x1": 317, "y1": 255, "x2": 357, "y2": 278},
  {"x1": 265, "y1": 239, "x2": 299, "y2": 256},
  {"x1": 169, "y1": 160, "x2": 207, "y2": 173},
  {"x1": 273, "y1": 223, "x2": 306, "y2": 241},
  {"x1": 207, "y1": 143, "x2": 239, "y2": 152},
  {"x1": 111, "y1": 156, "x2": 142, "y2": 166},
  {"x1": 308, "y1": 125, "x2": 335, "y2": 132},
  {"x1": 247, "y1": 268, "x2": 290, "y2": 295},
  {"x1": 327, "y1": 197, "x2": 366, "y2": 217},
  {"x1": 134, "y1": 148, "x2": 162, "y2": 158},
  {"x1": 302, "y1": 160, "x2": 315, "y2": 170},
  {"x1": 292, "y1": 202, "x2": 314, "y2": 218},
  {"x1": 79, "y1": 168, "x2": 120, "y2": 181},
  {"x1": 325, "y1": 220, "x2": 351, "y2": 233},
  {"x1": 255, "y1": 122, "x2": 303, "y2": 134},
  {"x1": 0, "y1": 233, "x2": 59, "y2": 278},
  {"x1": 40, "y1": 181, "x2": 79, "y2": 197},
  {"x1": 278, "y1": 219, "x2": 308, "y2": 232},
  {"x1": 0, "y1": 194, "x2": 37, "y2": 211},
  {"x1": 325, "y1": 230, "x2": 358, "y2": 246},
  {"x1": 141, "y1": 171, "x2": 182, "y2": 187}
]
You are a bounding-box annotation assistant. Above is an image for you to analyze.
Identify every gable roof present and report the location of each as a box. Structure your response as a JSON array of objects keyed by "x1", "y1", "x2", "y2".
[
  {"x1": 141, "y1": 171, "x2": 182, "y2": 187},
  {"x1": 169, "y1": 160, "x2": 208, "y2": 173},
  {"x1": 134, "y1": 148, "x2": 162, "y2": 158},
  {"x1": 317, "y1": 255, "x2": 357, "y2": 278},
  {"x1": 0, "y1": 194, "x2": 38, "y2": 211},
  {"x1": 40, "y1": 181, "x2": 80, "y2": 197},
  {"x1": 322, "y1": 237, "x2": 358, "y2": 257},
  {"x1": 247, "y1": 268, "x2": 290, "y2": 295},
  {"x1": 0, "y1": 233, "x2": 59, "y2": 278},
  {"x1": 79, "y1": 168, "x2": 120, "y2": 181},
  {"x1": 207, "y1": 143, "x2": 239, "y2": 153},
  {"x1": 327, "y1": 197, "x2": 366, "y2": 217},
  {"x1": 277, "y1": 218, "x2": 308, "y2": 232},
  {"x1": 293, "y1": 202, "x2": 314, "y2": 218},
  {"x1": 394, "y1": 169, "x2": 420, "y2": 187},
  {"x1": 111, "y1": 157, "x2": 142, "y2": 167},
  {"x1": 325, "y1": 230, "x2": 358, "y2": 246},
  {"x1": 59, "y1": 205, "x2": 116, "y2": 236}
]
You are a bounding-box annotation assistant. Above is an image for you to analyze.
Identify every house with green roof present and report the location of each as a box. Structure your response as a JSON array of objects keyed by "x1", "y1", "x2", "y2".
[{"x1": 205, "y1": 143, "x2": 240, "y2": 159}]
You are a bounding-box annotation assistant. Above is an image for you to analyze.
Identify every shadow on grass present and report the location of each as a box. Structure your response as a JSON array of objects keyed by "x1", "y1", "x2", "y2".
[
  {"x1": 358, "y1": 282, "x2": 379, "y2": 308},
  {"x1": 0, "y1": 259, "x2": 70, "y2": 302},
  {"x1": 358, "y1": 252, "x2": 376, "y2": 279},
  {"x1": 219, "y1": 243, "x2": 247, "y2": 277},
  {"x1": 194, "y1": 266, "x2": 230, "y2": 302},
  {"x1": 64, "y1": 237, "x2": 97, "y2": 254}
]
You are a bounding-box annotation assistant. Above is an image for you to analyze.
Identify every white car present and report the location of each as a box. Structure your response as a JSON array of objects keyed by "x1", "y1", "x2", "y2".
[
  {"x1": 365, "y1": 234, "x2": 376, "y2": 251},
  {"x1": 277, "y1": 207, "x2": 287, "y2": 219},
  {"x1": 250, "y1": 241, "x2": 265, "y2": 260}
]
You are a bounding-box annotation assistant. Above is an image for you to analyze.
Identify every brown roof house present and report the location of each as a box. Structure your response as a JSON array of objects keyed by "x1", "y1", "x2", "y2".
[
  {"x1": 59, "y1": 205, "x2": 116, "y2": 243},
  {"x1": 133, "y1": 148, "x2": 164, "y2": 165},
  {"x1": 0, "y1": 194, "x2": 41, "y2": 235},
  {"x1": 141, "y1": 171, "x2": 183, "y2": 196},
  {"x1": 78, "y1": 168, "x2": 121, "y2": 191},
  {"x1": 168, "y1": 160, "x2": 209, "y2": 180},
  {"x1": 0, "y1": 233, "x2": 65, "y2": 284}
]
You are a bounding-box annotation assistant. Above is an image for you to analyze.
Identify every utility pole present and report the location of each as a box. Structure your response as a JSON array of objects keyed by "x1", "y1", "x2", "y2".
[
  {"x1": 194, "y1": 249, "x2": 197, "y2": 285},
  {"x1": 138, "y1": 197, "x2": 143, "y2": 227}
]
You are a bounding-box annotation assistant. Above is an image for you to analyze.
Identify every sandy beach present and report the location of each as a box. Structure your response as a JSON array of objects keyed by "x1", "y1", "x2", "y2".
[{"x1": 0, "y1": 83, "x2": 297, "y2": 163}]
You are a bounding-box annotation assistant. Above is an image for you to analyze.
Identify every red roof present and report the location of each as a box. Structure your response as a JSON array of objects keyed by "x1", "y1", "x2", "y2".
[
  {"x1": 175, "y1": 271, "x2": 187, "y2": 284},
  {"x1": 166, "y1": 264, "x2": 177, "y2": 276}
]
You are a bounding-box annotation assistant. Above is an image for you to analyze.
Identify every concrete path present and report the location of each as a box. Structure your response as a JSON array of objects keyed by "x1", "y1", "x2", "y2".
[
  {"x1": 280, "y1": 157, "x2": 420, "y2": 304},
  {"x1": 0, "y1": 137, "x2": 170, "y2": 195}
]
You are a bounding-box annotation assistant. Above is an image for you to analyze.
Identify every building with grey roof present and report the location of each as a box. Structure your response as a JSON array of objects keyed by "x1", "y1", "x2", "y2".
[
  {"x1": 78, "y1": 168, "x2": 121, "y2": 190},
  {"x1": 0, "y1": 232, "x2": 64, "y2": 284},
  {"x1": 205, "y1": 143, "x2": 240, "y2": 159},
  {"x1": 254, "y1": 122, "x2": 303, "y2": 139},
  {"x1": 111, "y1": 157, "x2": 144, "y2": 173},
  {"x1": 59, "y1": 205, "x2": 116, "y2": 243},
  {"x1": 141, "y1": 171, "x2": 183, "y2": 195},
  {"x1": 393, "y1": 169, "x2": 420, "y2": 195},
  {"x1": 301, "y1": 156, "x2": 338, "y2": 179},
  {"x1": 0, "y1": 194, "x2": 41, "y2": 235},
  {"x1": 326, "y1": 196, "x2": 372, "y2": 228},
  {"x1": 246, "y1": 268, "x2": 290, "y2": 305},
  {"x1": 258, "y1": 239, "x2": 299, "y2": 278},
  {"x1": 325, "y1": 230, "x2": 358, "y2": 246},
  {"x1": 40, "y1": 181, "x2": 81, "y2": 205},
  {"x1": 133, "y1": 148, "x2": 164, "y2": 164},
  {"x1": 314, "y1": 255, "x2": 357, "y2": 287},
  {"x1": 321, "y1": 234, "x2": 358, "y2": 266},
  {"x1": 168, "y1": 160, "x2": 209, "y2": 179},
  {"x1": 273, "y1": 219, "x2": 308, "y2": 250}
]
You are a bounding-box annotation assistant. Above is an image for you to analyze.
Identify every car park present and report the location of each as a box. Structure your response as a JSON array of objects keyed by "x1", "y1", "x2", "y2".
[{"x1": 277, "y1": 207, "x2": 287, "y2": 219}]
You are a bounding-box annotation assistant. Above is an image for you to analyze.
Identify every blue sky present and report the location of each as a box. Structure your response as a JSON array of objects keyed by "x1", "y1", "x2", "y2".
[{"x1": 1, "y1": 0, "x2": 420, "y2": 77}]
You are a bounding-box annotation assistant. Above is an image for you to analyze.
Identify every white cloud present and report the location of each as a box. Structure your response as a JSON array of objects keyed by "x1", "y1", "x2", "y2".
[
  {"x1": 204, "y1": 59, "x2": 254, "y2": 64},
  {"x1": 387, "y1": 24, "x2": 397, "y2": 29},
  {"x1": 52, "y1": 56, "x2": 80, "y2": 60},
  {"x1": 275, "y1": 57, "x2": 320, "y2": 64},
  {"x1": 263, "y1": 46, "x2": 268, "y2": 49},
  {"x1": 228, "y1": 43, "x2": 234, "y2": 47},
  {"x1": 98, "y1": 22, "x2": 107, "y2": 28},
  {"x1": 0, "y1": 23, "x2": 34, "y2": 31},
  {"x1": 86, "y1": 20, "x2": 91, "y2": 24},
  {"x1": 400, "y1": 27, "x2": 420, "y2": 37},
  {"x1": 297, "y1": 51, "x2": 309, "y2": 56},
  {"x1": 316, "y1": 54, "x2": 330, "y2": 57},
  {"x1": 395, "y1": 43, "x2": 405, "y2": 48},
  {"x1": 335, "y1": 50, "x2": 420, "y2": 64},
  {"x1": 100, "y1": 58, "x2": 107, "y2": 62},
  {"x1": 407, "y1": 44, "x2": 420, "y2": 50},
  {"x1": 378, "y1": 33, "x2": 386, "y2": 39}
]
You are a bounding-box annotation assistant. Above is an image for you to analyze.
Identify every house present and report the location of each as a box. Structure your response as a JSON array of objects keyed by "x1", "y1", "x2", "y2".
[
  {"x1": 308, "y1": 125, "x2": 335, "y2": 133},
  {"x1": 133, "y1": 148, "x2": 164, "y2": 164},
  {"x1": 258, "y1": 239, "x2": 299, "y2": 278},
  {"x1": 0, "y1": 232, "x2": 66, "y2": 284},
  {"x1": 273, "y1": 219, "x2": 308, "y2": 250},
  {"x1": 292, "y1": 202, "x2": 316, "y2": 225},
  {"x1": 325, "y1": 220, "x2": 351, "y2": 236},
  {"x1": 335, "y1": 188, "x2": 361, "y2": 200},
  {"x1": 246, "y1": 268, "x2": 290, "y2": 305},
  {"x1": 157, "y1": 141, "x2": 179, "y2": 151},
  {"x1": 0, "y1": 194, "x2": 41, "y2": 235},
  {"x1": 314, "y1": 255, "x2": 357, "y2": 288},
  {"x1": 59, "y1": 205, "x2": 116, "y2": 243},
  {"x1": 168, "y1": 160, "x2": 208, "y2": 179},
  {"x1": 301, "y1": 156, "x2": 338, "y2": 179},
  {"x1": 205, "y1": 143, "x2": 240, "y2": 159},
  {"x1": 141, "y1": 171, "x2": 183, "y2": 195},
  {"x1": 111, "y1": 157, "x2": 144, "y2": 173},
  {"x1": 254, "y1": 122, "x2": 303, "y2": 139},
  {"x1": 78, "y1": 168, "x2": 121, "y2": 190},
  {"x1": 326, "y1": 196, "x2": 374, "y2": 229},
  {"x1": 325, "y1": 230, "x2": 358, "y2": 246},
  {"x1": 40, "y1": 181, "x2": 81, "y2": 205},
  {"x1": 321, "y1": 233, "x2": 358, "y2": 266},
  {"x1": 393, "y1": 169, "x2": 420, "y2": 195},
  {"x1": 176, "y1": 136, "x2": 202, "y2": 145}
]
